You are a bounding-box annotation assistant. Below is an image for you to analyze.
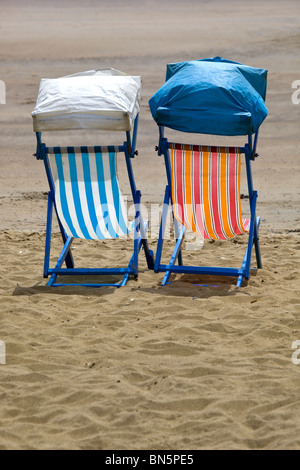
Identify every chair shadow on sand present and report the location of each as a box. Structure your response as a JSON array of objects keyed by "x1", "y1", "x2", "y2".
[
  {"x1": 134, "y1": 269, "x2": 258, "y2": 300},
  {"x1": 12, "y1": 276, "x2": 119, "y2": 298}
]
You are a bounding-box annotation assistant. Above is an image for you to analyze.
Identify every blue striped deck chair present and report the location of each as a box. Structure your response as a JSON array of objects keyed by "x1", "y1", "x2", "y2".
[
  {"x1": 32, "y1": 69, "x2": 154, "y2": 287},
  {"x1": 149, "y1": 58, "x2": 268, "y2": 287}
]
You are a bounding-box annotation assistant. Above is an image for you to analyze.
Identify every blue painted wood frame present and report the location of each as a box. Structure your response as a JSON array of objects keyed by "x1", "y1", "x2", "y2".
[
  {"x1": 154, "y1": 126, "x2": 262, "y2": 287},
  {"x1": 34, "y1": 115, "x2": 154, "y2": 287}
]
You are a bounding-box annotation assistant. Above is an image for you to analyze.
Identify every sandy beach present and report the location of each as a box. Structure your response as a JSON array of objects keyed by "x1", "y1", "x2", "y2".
[{"x1": 0, "y1": 0, "x2": 300, "y2": 450}]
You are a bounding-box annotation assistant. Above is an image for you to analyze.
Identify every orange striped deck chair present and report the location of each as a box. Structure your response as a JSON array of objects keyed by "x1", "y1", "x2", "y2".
[
  {"x1": 153, "y1": 137, "x2": 262, "y2": 287},
  {"x1": 149, "y1": 58, "x2": 268, "y2": 287}
]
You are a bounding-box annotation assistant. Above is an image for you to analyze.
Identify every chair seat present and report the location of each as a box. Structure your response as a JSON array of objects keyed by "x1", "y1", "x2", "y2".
[
  {"x1": 48, "y1": 146, "x2": 131, "y2": 240},
  {"x1": 169, "y1": 143, "x2": 248, "y2": 240}
]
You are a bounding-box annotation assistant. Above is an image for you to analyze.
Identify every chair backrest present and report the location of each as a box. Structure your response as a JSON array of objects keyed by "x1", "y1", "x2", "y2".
[
  {"x1": 47, "y1": 145, "x2": 131, "y2": 240},
  {"x1": 169, "y1": 143, "x2": 250, "y2": 240}
]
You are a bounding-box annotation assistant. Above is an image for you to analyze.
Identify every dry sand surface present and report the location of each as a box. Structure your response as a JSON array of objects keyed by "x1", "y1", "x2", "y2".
[{"x1": 0, "y1": 0, "x2": 300, "y2": 450}]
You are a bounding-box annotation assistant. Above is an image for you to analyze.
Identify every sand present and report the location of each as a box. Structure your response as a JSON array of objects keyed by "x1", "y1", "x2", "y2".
[{"x1": 0, "y1": 0, "x2": 300, "y2": 450}]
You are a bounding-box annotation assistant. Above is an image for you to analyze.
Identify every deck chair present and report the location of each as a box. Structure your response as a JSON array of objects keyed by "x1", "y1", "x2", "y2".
[
  {"x1": 149, "y1": 57, "x2": 268, "y2": 287},
  {"x1": 32, "y1": 69, "x2": 154, "y2": 287}
]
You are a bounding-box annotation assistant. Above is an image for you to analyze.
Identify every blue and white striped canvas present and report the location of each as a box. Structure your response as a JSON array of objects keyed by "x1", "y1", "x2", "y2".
[{"x1": 48, "y1": 146, "x2": 131, "y2": 240}]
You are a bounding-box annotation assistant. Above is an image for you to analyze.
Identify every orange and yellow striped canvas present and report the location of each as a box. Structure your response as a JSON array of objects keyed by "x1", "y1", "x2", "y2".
[{"x1": 169, "y1": 143, "x2": 250, "y2": 240}]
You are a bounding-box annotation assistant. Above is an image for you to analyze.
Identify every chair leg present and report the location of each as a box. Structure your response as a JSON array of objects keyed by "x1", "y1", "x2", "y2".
[
  {"x1": 44, "y1": 192, "x2": 53, "y2": 278},
  {"x1": 142, "y1": 239, "x2": 154, "y2": 270},
  {"x1": 48, "y1": 236, "x2": 73, "y2": 286},
  {"x1": 237, "y1": 191, "x2": 259, "y2": 286},
  {"x1": 139, "y1": 215, "x2": 154, "y2": 270},
  {"x1": 121, "y1": 220, "x2": 149, "y2": 286},
  {"x1": 161, "y1": 225, "x2": 186, "y2": 286},
  {"x1": 132, "y1": 190, "x2": 142, "y2": 276},
  {"x1": 54, "y1": 206, "x2": 74, "y2": 269},
  {"x1": 44, "y1": 191, "x2": 75, "y2": 283},
  {"x1": 254, "y1": 217, "x2": 262, "y2": 269},
  {"x1": 173, "y1": 217, "x2": 183, "y2": 266},
  {"x1": 154, "y1": 185, "x2": 170, "y2": 272}
]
